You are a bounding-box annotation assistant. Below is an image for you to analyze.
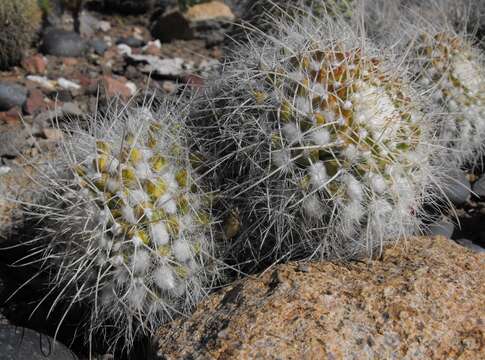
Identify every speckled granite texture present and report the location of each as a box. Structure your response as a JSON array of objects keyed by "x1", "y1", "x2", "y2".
[{"x1": 157, "y1": 236, "x2": 484, "y2": 359}]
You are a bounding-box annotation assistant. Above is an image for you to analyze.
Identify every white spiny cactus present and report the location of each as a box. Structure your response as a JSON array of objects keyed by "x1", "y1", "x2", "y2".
[
  {"x1": 197, "y1": 9, "x2": 441, "y2": 267},
  {"x1": 29, "y1": 98, "x2": 219, "y2": 350}
]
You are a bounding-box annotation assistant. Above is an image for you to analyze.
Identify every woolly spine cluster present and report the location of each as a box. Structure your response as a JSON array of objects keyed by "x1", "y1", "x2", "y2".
[
  {"x1": 198, "y1": 14, "x2": 438, "y2": 266},
  {"x1": 414, "y1": 32, "x2": 485, "y2": 166},
  {"x1": 33, "y1": 101, "x2": 217, "y2": 349}
]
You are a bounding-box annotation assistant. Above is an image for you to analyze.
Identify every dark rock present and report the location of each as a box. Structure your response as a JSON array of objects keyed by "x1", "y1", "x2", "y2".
[
  {"x1": 455, "y1": 238, "x2": 485, "y2": 253},
  {"x1": 427, "y1": 219, "x2": 454, "y2": 238},
  {"x1": 0, "y1": 325, "x2": 77, "y2": 359},
  {"x1": 0, "y1": 83, "x2": 27, "y2": 111},
  {"x1": 472, "y1": 175, "x2": 485, "y2": 198},
  {"x1": 150, "y1": 2, "x2": 235, "y2": 44},
  {"x1": 101, "y1": 0, "x2": 156, "y2": 14},
  {"x1": 441, "y1": 169, "x2": 471, "y2": 205},
  {"x1": 41, "y1": 29, "x2": 87, "y2": 58},
  {"x1": 90, "y1": 39, "x2": 108, "y2": 55},
  {"x1": 116, "y1": 36, "x2": 145, "y2": 48}
]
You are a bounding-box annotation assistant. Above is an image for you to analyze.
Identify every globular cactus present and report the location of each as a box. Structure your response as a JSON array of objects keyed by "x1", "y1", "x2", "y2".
[
  {"x1": 196, "y1": 10, "x2": 440, "y2": 269},
  {"x1": 0, "y1": 0, "x2": 42, "y2": 70},
  {"x1": 29, "y1": 99, "x2": 219, "y2": 350},
  {"x1": 413, "y1": 30, "x2": 485, "y2": 166}
]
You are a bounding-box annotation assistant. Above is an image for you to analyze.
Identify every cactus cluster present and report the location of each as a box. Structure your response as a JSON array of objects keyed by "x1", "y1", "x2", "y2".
[
  {"x1": 31, "y1": 100, "x2": 218, "y2": 349},
  {"x1": 0, "y1": 0, "x2": 42, "y2": 70},
  {"x1": 197, "y1": 14, "x2": 439, "y2": 266}
]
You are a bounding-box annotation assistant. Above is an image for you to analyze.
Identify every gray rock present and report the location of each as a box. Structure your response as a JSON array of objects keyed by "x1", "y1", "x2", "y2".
[
  {"x1": 441, "y1": 169, "x2": 471, "y2": 205},
  {"x1": 0, "y1": 83, "x2": 28, "y2": 111},
  {"x1": 427, "y1": 219, "x2": 454, "y2": 238},
  {"x1": 116, "y1": 36, "x2": 145, "y2": 48},
  {"x1": 61, "y1": 102, "x2": 83, "y2": 117},
  {"x1": 472, "y1": 175, "x2": 485, "y2": 198},
  {"x1": 0, "y1": 127, "x2": 29, "y2": 157},
  {"x1": 126, "y1": 54, "x2": 185, "y2": 76},
  {"x1": 41, "y1": 29, "x2": 87, "y2": 57},
  {"x1": 455, "y1": 238, "x2": 485, "y2": 253},
  {"x1": 90, "y1": 39, "x2": 108, "y2": 55},
  {"x1": 0, "y1": 325, "x2": 77, "y2": 359}
]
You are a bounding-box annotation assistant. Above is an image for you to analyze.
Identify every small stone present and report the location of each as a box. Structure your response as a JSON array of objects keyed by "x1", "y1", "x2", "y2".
[
  {"x1": 62, "y1": 58, "x2": 79, "y2": 67},
  {"x1": 442, "y1": 169, "x2": 471, "y2": 205},
  {"x1": 90, "y1": 38, "x2": 108, "y2": 55},
  {"x1": 21, "y1": 54, "x2": 47, "y2": 74},
  {"x1": 0, "y1": 325, "x2": 78, "y2": 360},
  {"x1": 117, "y1": 44, "x2": 132, "y2": 56},
  {"x1": 472, "y1": 175, "x2": 485, "y2": 198},
  {"x1": 126, "y1": 54, "x2": 185, "y2": 76},
  {"x1": 126, "y1": 81, "x2": 137, "y2": 96},
  {"x1": 57, "y1": 78, "x2": 81, "y2": 91},
  {"x1": 0, "y1": 107, "x2": 22, "y2": 125},
  {"x1": 61, "y1": 102, "x2": 83, "y2": 117},
  {"x1": 143, "y1": 40, "x2": 161, "y2": 56},
  {"x1": 98, "y1": 20, "x2": 111, "y2": 32},
  {"x1": 101, "y1": 76, "x2": 132, "y2": 99},
  {"x1": 427, "y1": 219, "x2": 454, "y2": 238},
  {"x1": 23, "y1": 89, "x2": 49, "y2": 115},
  {"x1": 26, "y1": 75, "x2": 56, "y2": 91},
  {"x1": 455, "y1": 238, "x2": 485, "y2": 253},
  {"x1": 183, "y1": 74, "x2": 204, "y2": 88},
  {"x1": 0, "y1": 166, "x2": 11, "y2": 176},
  {"x1": 162, "y1": 81, "x2": 177, "y2": 94},
  {"x1": 0, "y1": 82, "x2": 27, "y2": 111},
  {"x1": 117, "y1": 36, "x2": 145, "y2": 48},
  {"x1": 41, "y1": 28, "x2": 87, "y2": 57},
  {"x1": 43, "y1": 128, "x2": 63, "y2": 141}
]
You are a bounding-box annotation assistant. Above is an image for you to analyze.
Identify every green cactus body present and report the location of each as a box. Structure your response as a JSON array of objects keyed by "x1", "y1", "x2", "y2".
[
  {"x1": 415, "y1": 32, "x2": 485, "y2": 165},
  {"x1": 0, "y1": 0, "x2": 42, "y2": 70},
  {"x1": 33, "y1": 102, "x2": 217, "y2": 350}
]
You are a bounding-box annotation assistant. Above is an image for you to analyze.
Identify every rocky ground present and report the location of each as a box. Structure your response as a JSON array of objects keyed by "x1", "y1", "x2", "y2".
[{"x1": 0, "y1": 1, "x2": 484, "y2": 359}]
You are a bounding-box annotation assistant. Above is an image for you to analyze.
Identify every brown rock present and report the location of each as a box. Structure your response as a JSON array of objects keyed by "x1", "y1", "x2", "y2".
[
  {"x1": 21, "y1": 54, "x2": 47, "y2": 74},
  {"x1": 100, "y1": 76, "x2": 131, "y2": 100},
  {"x1": 43, "y1": 128, "x2": 63, "y2": 141},
  {"x1": 0, "y1": 107, "x2": 22, "y2": 125},
  {"x1": 157, "y1": 236, "x2": 485, "y2": 359},
  {"x1": 23, "y1": 89, "x2": 49, "y2": 115},
  {"x1": 185, "y1": 2, "x2": 235, "y2": 22}
]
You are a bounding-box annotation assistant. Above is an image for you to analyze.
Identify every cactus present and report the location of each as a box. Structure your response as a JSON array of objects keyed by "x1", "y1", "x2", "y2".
[
  {"x1": 28, "y1": 99, "x2": 219, "y2": 350},
  {"x1": 413, "y1": 31, "x2": 485, "y2": 166},
  {"x1": 0, "y1": 0, "x2": 42, "y2": 70},
  {"x1": 196, "y1": 10, "x2": 440, "y2": 268}
]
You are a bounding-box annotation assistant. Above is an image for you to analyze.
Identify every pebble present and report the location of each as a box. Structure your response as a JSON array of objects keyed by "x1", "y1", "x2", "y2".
[
  {"x1": 117, "y1": 44, "x2": 132, "y2": 56},
  {"x1": 61, "y1": 102, "x2": 83, "y2": 117},
  {"x1": 26, "y1": 76, "x2": 56, "y2": 91},
  {"x1": 0, "y1": 325, "x2": 78, "y2": 359},
  {"x1": 98, "y1": 20, "x2": 111, "y2": 32},
  {"x1": 57, "y1": 78, "x2": 81, "y2": 91},
  {"x1": 0, "y1": 166, "x2": 11, "y2": 176},
  {"x1": 116, "y1": 36, "x2": 145, "y2": 48},
  {"x1": 0, "y1": 83, "x2": 28, "y2": 111},
  {"x1": 427, "y1": 219, "x2": 455, "y2": 238},
  {"x1": 41, "y1": 29, "x2": 87, "y2": 57},
  {"x1": 455, "y1": 238, "x2": 485, "y2": 253},
  {"x1": 90, "y1": 38, "x2": 108, "y2": 55},
  {"x1": 472, "y1": 175, "x2": 485, "y2": 198},
  {"x1": 441, "y1": 169, "x2": 471, "y2": 205}
]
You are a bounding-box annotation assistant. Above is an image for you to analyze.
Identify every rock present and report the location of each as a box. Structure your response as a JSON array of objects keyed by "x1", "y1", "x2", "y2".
[
  {"x1": 151, "y1": 1, "x2": 235, "y2": 44},
  {"x1": 79, "y1": 11, "x2": 100, "y2": 37},
  {"x1": 442, "y1": 169, "x2": 471, "y2": 205},
  {"x1": 57, "y1": 78, "x2": 81, "y2": 91},
  {"x1": 41, "y1": 29, "x2": 87, "y2": 57},
  {"x1": 116, "y1": 44, "x2": 132, "y2": 56},
  {"x1": 0, "y1": 83, "x2": 27, "y2": 111},
  {"x1": 157, "y1": 236, "x2": 485, "y2": 359},
  {"x1": 116, "y1": 36, "x2": 145, "y2": 48},
  {"x1": 61, "y1": 102, "x2": 83, "y2": 117},
  {"x1": 26, "y1": 76, "x2": 56, "y2": 91},
  {"x1": 472, "y1": 175, "x2": 485, "y2": 198},
  {"x1": 43, "y1": 128, "x2": 64, "y2": 141},
  {"x1": 126, "y1": 54, "x2": 185, "y2": 77},
  {"x1": 143, "y1": 40, "x2": 162, "y2": 56},
  {"x1": 90, "y1": 38, "x2": 108, "y2": 55},
  {"x1": 100, "y1": 76, "x2": 132, "y2": 99},
  {"x1": 21, "y1": 54, "x2": 47, "y2": 75},
  {"x1": 23, "y1": 89, "x2": 49, "y2": 115},
  {"x1": 98, "y1": 20, "x2": 111, "y2": 32},
  {"x1": 0, "y1": 325, "x2": 77, "y2": 359},
  {"x1": 0, "y1": 108, "x2": 22, "y2": 126},
  {"x1": 455, "y1": 238, "x2": 485, "y2": 253},
  {"x1": 427, "y1": 218, "x2": 455, "y2": 238}
]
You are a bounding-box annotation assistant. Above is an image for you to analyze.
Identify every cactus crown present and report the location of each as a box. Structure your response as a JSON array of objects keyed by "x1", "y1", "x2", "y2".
[{"x1": 31, "y1": 99, "x2": 218, "y2": 350}]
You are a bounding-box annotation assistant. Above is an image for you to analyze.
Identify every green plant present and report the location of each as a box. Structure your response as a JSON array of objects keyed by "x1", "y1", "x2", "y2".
[{"x1": 0, "y1": 0, "x2": 42, "y2": 70}]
